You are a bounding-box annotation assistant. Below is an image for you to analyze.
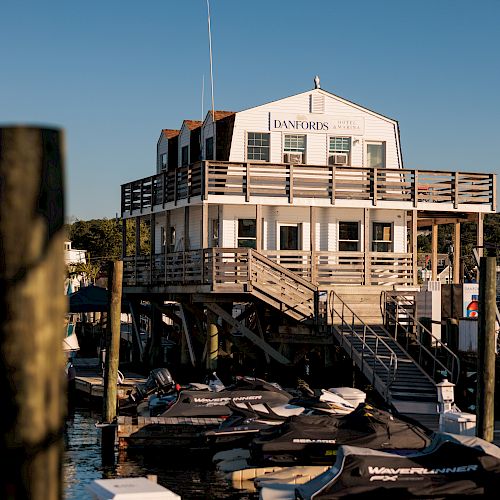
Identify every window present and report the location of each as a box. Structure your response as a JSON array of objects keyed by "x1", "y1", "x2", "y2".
[
  {"x1": 211, "y1": 218, "x2": 219, "y2": 246},
  {"x1": 279, "y1": 224, "x2": 300, "y2": 251},
  {"x1": 237, "y1": 219, "x2": 256, "y2": 248},
  {"x1": 372, "y1": 222, "x2": 392, "y2": 252},
  {"x1": 181, "y1": 145, "x2": 189, "y2": 167},
  {"x1": 338, "y1": 222, "x2": 360, "y2": 251},
  {"x1": 205, "y1": 137, "x2": 214, "y2": 160},
  {"x1": 168, "y1": 227, "x2": 176, "y2": 252},
  {"x1": 247, "y1": 132, "x2": 270, "y2": 161},
  {"x1": 160, "y1": 153, "x2": 167, "y2": 170},
  {"x1": 366, "y1": 142, "x2": 385, "y2": 169},
  {"x1": 329, "y1": 137, "x2": 351, "y2": 165},
  {"x1": 283, "y1": 134, "x2": 306, "y2": 162}
]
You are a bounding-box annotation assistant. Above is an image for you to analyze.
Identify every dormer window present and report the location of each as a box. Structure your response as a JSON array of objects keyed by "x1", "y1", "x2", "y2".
[
  {"x1": 205, "y1": 137, "x2": 214, "y2": 160},
  {"x1": 181, "y1": 146, "x2": 189, "y2": 167}
]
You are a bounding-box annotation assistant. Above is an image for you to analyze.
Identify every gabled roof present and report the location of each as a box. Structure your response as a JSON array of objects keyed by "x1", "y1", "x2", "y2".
[
  {"x1": 183, "y1": 120, "x2": 202, "y2": 131},
  {"x1": 238, "y1": 87, "x2": 398, "y2": 125},
  {"x1": 161, "y1": 129, "x2": 180, "y2": 139},
  {"x1": 210, "y1": 110, "x2": 235, "y2": 121}
]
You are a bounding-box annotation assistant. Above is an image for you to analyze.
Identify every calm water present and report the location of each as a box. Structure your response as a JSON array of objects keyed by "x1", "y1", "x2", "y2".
[{"x1": 63, "y1": 406, "x2": 255, "y2": 499}]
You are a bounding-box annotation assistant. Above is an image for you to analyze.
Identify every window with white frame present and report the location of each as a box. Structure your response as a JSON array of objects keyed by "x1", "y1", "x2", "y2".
[
  {"x1": 237, "y1": 219, "x2": 256, "y2": 248},
  {"x1": 372, "y1": 222, "x2": 392, "y2": 252},
  {"x1": 338, "y1": 221, "x2": 360, "y2": 251},
  {"x1": 160, "y1": 153, "x2": 167, "y2": 170},
  {"x1": 283, "y1": 134, "x2": 306, "y2": 163},
  {"x1": 247, "y1": 132, "x2": 270, "y2": 161},
  {"x1": 366, "y1": 142, "x2": 385, "y2": 169},
  {"x1": 329, "y1": 137, "x2": 351, "y2": 165}
]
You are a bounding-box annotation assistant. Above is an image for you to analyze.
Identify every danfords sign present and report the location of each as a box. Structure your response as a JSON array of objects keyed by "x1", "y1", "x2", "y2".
[{"x1": 270, "y1": 113, "x2": 364, "y2": 135}]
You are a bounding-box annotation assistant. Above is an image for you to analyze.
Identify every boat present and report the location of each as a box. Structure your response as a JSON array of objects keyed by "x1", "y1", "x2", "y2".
[
  {"x1": 249, "y1": 403, "x2": 432, "y2": 466},
  {"x1": 260, "y1": 433, "x2": 500, "y2": 499},
  {"x1": 63, "y1": 320, "x2": 79, "y2": 387}
]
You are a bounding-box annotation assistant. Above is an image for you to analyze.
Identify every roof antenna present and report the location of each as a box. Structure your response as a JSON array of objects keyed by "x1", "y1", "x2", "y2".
[
  {"x1": 314, "y1": 75, "x2": 321, "y2": 89},
  {"x1": 201, "y1": 74, "x2": 205, "y2": 123},
  {"x1": 206, "y1": 0, "x2": 216, "y2": 159}
]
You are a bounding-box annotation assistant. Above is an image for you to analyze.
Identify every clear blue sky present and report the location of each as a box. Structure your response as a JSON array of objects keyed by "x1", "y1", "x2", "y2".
[{"x1": 1, "y1": 0, "x2": 499, "y2": 220}]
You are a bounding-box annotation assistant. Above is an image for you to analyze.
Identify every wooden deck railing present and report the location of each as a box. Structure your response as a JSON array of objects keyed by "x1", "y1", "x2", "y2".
[
  {"x1": 123, "y1": 249, "x2": 413, "y2": 288},
  {"x1": 121, "y1": 161, "x2": 495, "y2": 214}
]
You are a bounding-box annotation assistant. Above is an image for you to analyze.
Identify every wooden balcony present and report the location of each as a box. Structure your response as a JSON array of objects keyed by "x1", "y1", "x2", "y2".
[
  {"x1": 121, "y1": 161, "x2": 496, "y2": 214},
  {"x1": 123, "y1": 248, "x2": 413, "y2": 289}
]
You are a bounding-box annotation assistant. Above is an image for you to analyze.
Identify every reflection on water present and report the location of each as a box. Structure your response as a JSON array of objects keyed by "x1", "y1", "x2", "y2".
[{"x1": 63, "y1": 407, "x2": 255, "y2": 499}]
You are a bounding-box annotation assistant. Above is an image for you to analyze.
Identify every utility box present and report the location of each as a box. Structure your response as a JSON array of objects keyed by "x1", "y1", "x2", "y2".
[
  {"x1": 86, "y1": 478, "x2": 181, "y2": 500},
  {"x1": 458, "y1": 319, "x2": 478, "y2": 352},
  {"x1": 440, "y1": 412, "x2": 477, "y2": 437},
  {"x1": 416, "y1": 281, "x2": 441, "y2": 342}
]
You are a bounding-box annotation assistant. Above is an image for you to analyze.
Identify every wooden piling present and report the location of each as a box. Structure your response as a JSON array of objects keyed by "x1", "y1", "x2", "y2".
[
  {"x1": 103, "y1": 261, "x2": 123, "y2": 423},
  {"x1": 0, "y1": 127, "x2": 66, "y2": 500},
  {"x1": 477, "y1": 256, "x2": 496, "y2": 442}
]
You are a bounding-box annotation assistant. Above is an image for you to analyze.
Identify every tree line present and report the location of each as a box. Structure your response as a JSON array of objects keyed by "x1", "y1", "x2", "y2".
[{"x1": 65, "y1": 217, "x2": 150, "y2": 283}]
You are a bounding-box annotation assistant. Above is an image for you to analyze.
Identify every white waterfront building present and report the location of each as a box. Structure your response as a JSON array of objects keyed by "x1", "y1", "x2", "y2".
[{"x1": 120, "y1": 81, "x2": 494, "y2": 414}]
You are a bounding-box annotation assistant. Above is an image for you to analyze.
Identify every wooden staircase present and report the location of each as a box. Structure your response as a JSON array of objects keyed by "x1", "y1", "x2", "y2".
[{"x1": 247, "y1": 250, "x2": 318, "y2": 323}]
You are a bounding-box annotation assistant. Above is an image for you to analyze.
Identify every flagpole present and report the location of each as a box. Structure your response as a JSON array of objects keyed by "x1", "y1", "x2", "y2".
[{"x1": 206, "y1": 0, "x2": 216, "y2": 159}]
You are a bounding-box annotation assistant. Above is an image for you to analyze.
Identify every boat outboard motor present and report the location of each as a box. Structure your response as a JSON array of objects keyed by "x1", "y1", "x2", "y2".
[{"x1": 129, "y1": 368, "x2": 175, "y2": 403}]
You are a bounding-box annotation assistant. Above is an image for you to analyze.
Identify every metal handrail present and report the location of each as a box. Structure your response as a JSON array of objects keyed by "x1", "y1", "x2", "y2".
[
  {"x1": 329, "y1": 291, "x2": 398, "y2": 399},
  {"x1": 383, "y1": 293, "x2": 460, "y2": 384}
]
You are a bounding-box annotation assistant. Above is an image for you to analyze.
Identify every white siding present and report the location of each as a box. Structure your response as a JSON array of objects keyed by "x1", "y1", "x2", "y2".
[
  {"x1": 228, "y1": 89, "x2": 400, "y2": 169},
  {"x1": 154, "y1": 213, "x2": 167, "y2": 253},
  {"x1": 262, "y1": 206, "x2": 310, "y2": 250},
  {"x1": 371, "y1": 209, "x2": 406, "y2": 253},
  {"x1": 169, "y1": 208, "x2": 184, "y2": 251},
  {"x1": 188, "y1": 205, "x2": 202, "y2": 249},
  {"x1": 221, "y1": 205, "x2": 256, "y2": 247}
]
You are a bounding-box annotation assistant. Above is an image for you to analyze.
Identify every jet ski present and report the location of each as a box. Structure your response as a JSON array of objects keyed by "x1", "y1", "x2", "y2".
[
  {"x1": 249, "y1": 403, "x2": 432, "y2": 466},
  {"x1": 207, "y1": 388, "x2": 357, "y2": 451},
  {"x1": 206, "y1": 401, "x2": 305, "y2": 451},
  {"x1": 160, "y1": 376, "x2": 292, "y2": 418},
  {"x1": 260, "y1": 433, "x2": 500, "y2": 499}
]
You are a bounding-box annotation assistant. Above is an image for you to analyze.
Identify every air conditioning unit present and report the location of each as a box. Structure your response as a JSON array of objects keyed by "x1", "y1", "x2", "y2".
[
  {"x1": 329, "y1": 153, "x2": 349, "y2": 165},
  {"x1": 283, "y1": 152, "x2": 304, "y2": 164}
]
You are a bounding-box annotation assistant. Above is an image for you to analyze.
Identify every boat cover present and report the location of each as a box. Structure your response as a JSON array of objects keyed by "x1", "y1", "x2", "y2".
[
  {"x1": 295, "y1": 433, "x2": 500, "y2": 498},
  {"x1": 250, "y1": 403, "x2": 431, "y2": 465},
  {"x1": 161, "y1": 376, "x2": 292, "y2": 418}
]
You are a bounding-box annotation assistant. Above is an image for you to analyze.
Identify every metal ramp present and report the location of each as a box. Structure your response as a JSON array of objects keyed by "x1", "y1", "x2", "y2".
[{"x1": 328, "y1": 291, "x2": 459, "y2": 417}]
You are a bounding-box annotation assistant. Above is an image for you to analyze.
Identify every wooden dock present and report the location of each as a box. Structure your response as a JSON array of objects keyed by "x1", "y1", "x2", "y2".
[
  {"x1": 117, "y1": 415, "x2": 224, "y2": 450},
  {"x1": 73, "y1": 358, "x2": 146, "y2": 400}
]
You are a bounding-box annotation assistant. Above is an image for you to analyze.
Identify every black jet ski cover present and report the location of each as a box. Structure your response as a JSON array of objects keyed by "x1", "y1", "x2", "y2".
[
  {"x1": 295, "y1": 433, "x2": 500, "y2": 498},
  {"x1": 161, "y1": 376, "x2": 291, "y2": 418},
  {"x1": 250, "y1": 403, "x2": 431, "y2": 465}
]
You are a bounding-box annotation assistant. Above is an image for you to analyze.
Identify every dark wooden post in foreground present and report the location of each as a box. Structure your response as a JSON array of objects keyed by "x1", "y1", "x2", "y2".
[
  {"x1": 102, "y1": 261, "x2": 123, "y2": 463},
  {"x1": 477, "y1": 256, "x2": 496, "y2": 441},
  {"x1": 0, "y1": 127, "x2": 66, "y2": 500}
]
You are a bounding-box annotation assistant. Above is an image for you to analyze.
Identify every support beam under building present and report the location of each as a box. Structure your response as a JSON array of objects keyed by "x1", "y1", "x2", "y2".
[
  {"x1": 206, "y1": 303, "x2": 290, "y2": 365},
  {"x1": 453, "y1": 222, "x2": 461, "y2": 284},
  {"x1": 431, "y1": 221, "x2": 438, "y2": 281}
]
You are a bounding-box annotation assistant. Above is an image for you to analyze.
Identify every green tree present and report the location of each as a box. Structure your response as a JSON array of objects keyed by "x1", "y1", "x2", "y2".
[{"x1": 67, "y1": 217, "x2": 150, "y2": 261}]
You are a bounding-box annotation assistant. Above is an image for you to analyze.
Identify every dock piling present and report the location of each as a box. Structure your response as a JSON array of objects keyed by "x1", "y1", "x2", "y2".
[{"x1": 0, "y1": 127, "x2": 66, "y2": 500}]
